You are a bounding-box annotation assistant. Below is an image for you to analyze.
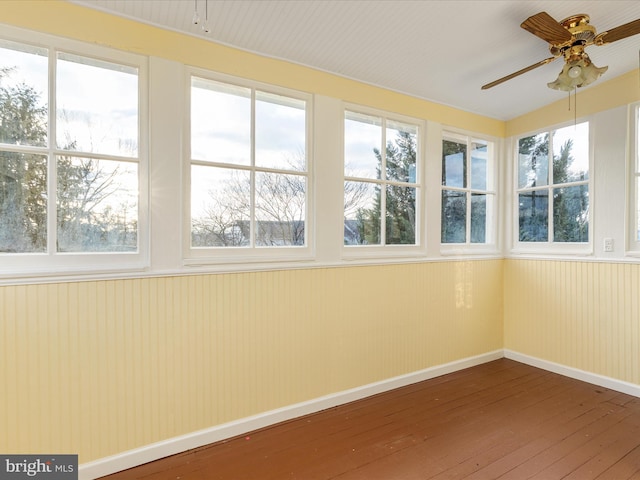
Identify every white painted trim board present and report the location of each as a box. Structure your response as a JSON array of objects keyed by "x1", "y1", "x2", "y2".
[{"x1": 79, "y1": 350, "x2": 503, "y2": 479}]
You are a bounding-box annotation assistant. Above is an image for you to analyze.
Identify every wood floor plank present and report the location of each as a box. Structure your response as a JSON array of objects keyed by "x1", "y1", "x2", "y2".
[
  {"x1": 473, "y1": 403, "x2": 635, "y2": 479},
  {"x1": 595, "y1": 444, "x2": 640, "y2": 479},
  {"x1": 427, "y1": 392, "x2": 624, "y2": 479},
  {"x1": 100, "y1": 359, "x2": 640, "y2": 480},
  {"x1": 179, "y1": 363, "x2": 549, "y2": 479}
]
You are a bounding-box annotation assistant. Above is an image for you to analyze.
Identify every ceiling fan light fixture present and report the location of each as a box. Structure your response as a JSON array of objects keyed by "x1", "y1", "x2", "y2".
[
  {"x1": 567, "y1": 65, "x2": 582, "y2": 78},
  {"x1": 547, "y1": 58, "x2": 608, "y2": 91}
]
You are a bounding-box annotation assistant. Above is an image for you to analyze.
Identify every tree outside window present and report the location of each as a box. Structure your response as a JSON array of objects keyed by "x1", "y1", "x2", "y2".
[
  {"x1": 189, "y1": 77, "x2": 308, "y2": 249},
  {"x1": 343, "y1": 111, "x2": 419, "y2": 246},
  {"x1": 441, "y1": 135, "x2": 495, "y2": 245},
  {"x1": 0, "y1": 40, "x2": 140, "y2": 255},
  {"x1": 517, "y1": 122, "x2": 589, "y2": 243}
]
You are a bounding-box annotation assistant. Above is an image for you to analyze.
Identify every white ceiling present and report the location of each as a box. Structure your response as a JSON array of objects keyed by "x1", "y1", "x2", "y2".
[{"x1": 70, "y1": 0, "x2": 640, "y2": 121}]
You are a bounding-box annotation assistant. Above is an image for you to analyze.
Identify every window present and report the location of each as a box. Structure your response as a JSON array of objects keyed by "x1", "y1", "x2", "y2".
[
  {"x1": 0, "y1": 35, "x2": 146, "y2": 274},
  {"x1": 630, "y1": 104, "x2": 640, "y2": 253},
  {"x1": 188, "y1": 74, "x2": 310, "y2": 261},
  {"x1": 343, "y1": 110, "x2": 420, "y2": 248},
  {"x1": 441, "y1": 133, "x2": 496, "y2": 246},
  {"x1": 516, "y1": 122, "x2": 590, "y2": 247}
]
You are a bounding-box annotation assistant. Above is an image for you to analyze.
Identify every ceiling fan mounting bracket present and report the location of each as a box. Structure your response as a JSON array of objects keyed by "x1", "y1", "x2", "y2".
[{"x1": 548, "y1": 14, "x2": 597, "y2": 54}]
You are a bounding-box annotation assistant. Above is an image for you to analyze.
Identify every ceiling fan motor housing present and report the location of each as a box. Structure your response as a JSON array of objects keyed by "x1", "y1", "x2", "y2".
[{"x1": 549, "y1": 14, "x2": 596, "y2": 57}]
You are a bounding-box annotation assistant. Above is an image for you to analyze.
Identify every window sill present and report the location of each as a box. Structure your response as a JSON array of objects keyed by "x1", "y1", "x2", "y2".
[{"x1": 440, "y1": 245, "x2": 500, "y2": 257}]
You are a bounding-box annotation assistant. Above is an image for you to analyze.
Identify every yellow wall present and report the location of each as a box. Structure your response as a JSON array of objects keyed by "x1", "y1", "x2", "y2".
[
  {"x1": 504, "y1": 259, "x2": 640, "y2": 385},
  {"x1": 0, "y1": 0, "x2": 504, "y2": 137},
  {"x1": 1, "y1": 0, "x2": 639, "y2": 469},
  {"x1": 0, "y1": 2, "x2": 508, "y2": 464},
  {"x1": 0, "y1": 261, "x2": 504, "y2": 462},
  {"x1": 506, "y1": 69, "x2": 640, "y2": 136}
]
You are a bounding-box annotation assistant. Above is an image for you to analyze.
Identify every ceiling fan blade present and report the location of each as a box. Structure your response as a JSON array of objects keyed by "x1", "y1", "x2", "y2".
[
  {"x1": 521, "y1": 11, "x2": 573, "y2": 45},
  {"x1": 595, "y1": 18, "x2": 640, "y2": 45},
  {"x1": 481, "y1": 57, "x2": 559, "y2": 90}
]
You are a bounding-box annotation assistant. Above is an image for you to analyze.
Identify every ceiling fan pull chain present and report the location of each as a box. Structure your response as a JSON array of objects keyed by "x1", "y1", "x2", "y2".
[
  {"x1": 574, "y1": 87, "x2": 578, "y2": 127},
  {"x1": 192, "y1": 0, "x2": 200, "y2": 25}
]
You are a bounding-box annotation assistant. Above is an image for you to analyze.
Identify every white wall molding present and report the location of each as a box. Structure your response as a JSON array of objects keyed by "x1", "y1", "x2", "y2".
[
  {"x1": 79, "y1": 350, "x2": 503, "y2": 479},
  {"x1": 504, "y1": 350, "x2": 640, "y2": 398},
  {"x1": 81, "y1": 349, "x2": 640, "y2": 479}
]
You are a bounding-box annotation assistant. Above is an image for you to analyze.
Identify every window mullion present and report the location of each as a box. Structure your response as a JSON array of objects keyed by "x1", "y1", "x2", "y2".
[
  {"x1": 547, "y1": 134, "x2": 553, "y2": 243},
  {"x1": 250, "y1": 88, "x2": 256, "y2": 248},
  {"x1": 549, "y1": 186, "x2": 555, "y2": 242},
  {"x1": 48, "y1": 48, "x2": 57, "y2": 255},
  {"x1": 466, "y1": 139, "x2": 471, "y2": 244},
  {"x1": 466, "y1": 191, "x2": 471, "y2": 244},
  {"x1": 380, "y1": 118, "x2": 387, "y2": 245}
]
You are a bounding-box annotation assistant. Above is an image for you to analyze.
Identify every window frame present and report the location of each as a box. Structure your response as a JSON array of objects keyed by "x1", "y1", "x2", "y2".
[
  {"x1": 511, "y1": 119, "x2": 593, "y2": 255},
  {"x1": 440, "y1": 129, "x2": 498, "y2": 255},
  {"x1": 627, "y1": 102, "x2": 640, "y2": 255},
  {"x1": 0, "y1": 27, "x2": 149, "y2": 279},
  {"x1": 341, "y1": 104, "x2": 425, "y2": 260},
  {"x1": 183, "y1": 69, "x2": 314, "y2": 266}
]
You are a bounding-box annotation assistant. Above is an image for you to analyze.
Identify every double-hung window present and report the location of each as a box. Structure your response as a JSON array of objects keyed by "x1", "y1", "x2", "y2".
[
  {"x1": 343, "y1": 109, "x2": 421, "y2": 252},
  {"x1": 187, "y1": 73, "x2": 311, "y2": 263},
  {"x1": 515, "y1": 122, "x2": 590, "y2": 250},
  {"x1": 441, "y1": 133, "x2": 496, "y2": 249},
  {"x1": 0, "y1": 32, "x2": 147, "y2": 276},
  {"x1": 630, "y1": 103, "x2": 640, "y2": 254}
]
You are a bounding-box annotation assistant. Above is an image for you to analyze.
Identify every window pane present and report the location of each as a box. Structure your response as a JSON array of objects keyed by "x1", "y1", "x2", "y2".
[
  {"x1": 518, "y1": 133, "x2": 548, "y2": 188},
  {"x1": 553, "y1": 185, "x2": 589, "y2": 242},
  {"x1": 442, "y1": 140, "x2": 466, "y2": 188},
  {"x1": 385, "y1": 184, "x2": 415, "y2": 244},
  {"x1": 470, "y1": 193, "x2": 487, "y2": 243},
  {"x1": 386, "y1": 121, "x2": 417, "y2": 183},
  {"x1": 552, "y1": 122, "x2": 589, "y2": 183},
  {"x1": 191, "y1": 78, "x2": 251, "y2": 166},
  {"x1": 256, "y1": 91, "x2": 306, "y2": 171},
  {"x1": 637, "y1": 177, "x2": 640, "y2": 242},
  {"x1": 0, "y1": 40, "x2": 48, "y2": 147},
  {"x1": 441, "y1": 189, "x2": 466, "y2": 243},
  {"x1": 191, "y1": 165, "x2": 250, "y2": 247},
  {"x1": 0, "y1": 151, "x2": 47, "y2": 252},
  {"x1": 344, "y1": 180, "x2": 380, "y2": 245},
  {"x1": 344, "y1": 112, "x2": 381, "y2": 179},
  {"x1": 519, "y1": 190, "x2": 548, "y2": 242},
  {"x1": 255, "y1": 172, "x2": 305, "y2": 246},
  {"x1": 57, "y1": 53, "x2": 138, "y2": 157},
  {"x1": 57, "y1": 156, "x2": 137, "y2": 252},
  {"x1": 470, "y1": 142, "x2": 488, "y2": 190}
]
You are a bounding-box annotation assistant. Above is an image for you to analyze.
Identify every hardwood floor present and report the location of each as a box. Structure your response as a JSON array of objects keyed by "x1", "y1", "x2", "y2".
[{"x1": 101, "y1": 359, "x2": 640, "y2": 479}]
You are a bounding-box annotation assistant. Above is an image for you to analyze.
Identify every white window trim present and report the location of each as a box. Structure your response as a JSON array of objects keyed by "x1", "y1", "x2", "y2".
[
  {"x1": 0, "y1": 26, "x2": 513, "y2": 286},
  {"x1": 626, "y1": 102, "x2": 640, "y2": 256},
  {"x1": 510, "y1": 118, "x2": 593, "y2": 256},
  {"x1": 439, "y1": 129, "x2": 500, "y2": 256},
  {"x1": 182, "y1": 68, "x2": 314, "y2": 266},
  {"x1": 0, "y1": 25, "x2": 149, "y2": 280},
  {"x1": 341, "y1": 103, "x2": 426, "y2": 261}
]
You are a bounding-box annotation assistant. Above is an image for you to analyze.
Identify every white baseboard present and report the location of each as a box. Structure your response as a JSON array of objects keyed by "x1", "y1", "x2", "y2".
[
  {"x1": 79, "y1": 349, "x2": 503, "y2": 480},
  {"x1": 504, "y1": 350, "x2": 640, "y2": 398}
]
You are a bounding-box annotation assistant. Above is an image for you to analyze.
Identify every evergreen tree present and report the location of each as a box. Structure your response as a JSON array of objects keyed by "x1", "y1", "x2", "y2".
[
  {"x1": 441, "y1": 140, "x2": 466, "y2": 243},
  {"x1": 518, "y1": 133, "x2": 549, "y2": 241},
  {"x1": 0, "y1": 68, "x2": 48, "y2": 252},
  {"x1": 356, "y1": 130, "x2": 416, "y2": 245},
  {"x1": 552, "y1": 139, "x2": 588, "y2": 242},
  {"x1": 0, "y1": 66, "x2": 137, "y2": 253}
]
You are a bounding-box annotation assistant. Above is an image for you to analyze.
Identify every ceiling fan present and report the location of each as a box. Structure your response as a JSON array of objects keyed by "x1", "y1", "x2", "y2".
[{"x1": 482, "y1": 12, "x2": 640, "y2": 91}]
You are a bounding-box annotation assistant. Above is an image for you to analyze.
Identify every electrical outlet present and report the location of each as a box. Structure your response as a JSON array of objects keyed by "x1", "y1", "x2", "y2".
[{"x1": 604, "y1": 238, "x2": 614, "y2": 252}]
